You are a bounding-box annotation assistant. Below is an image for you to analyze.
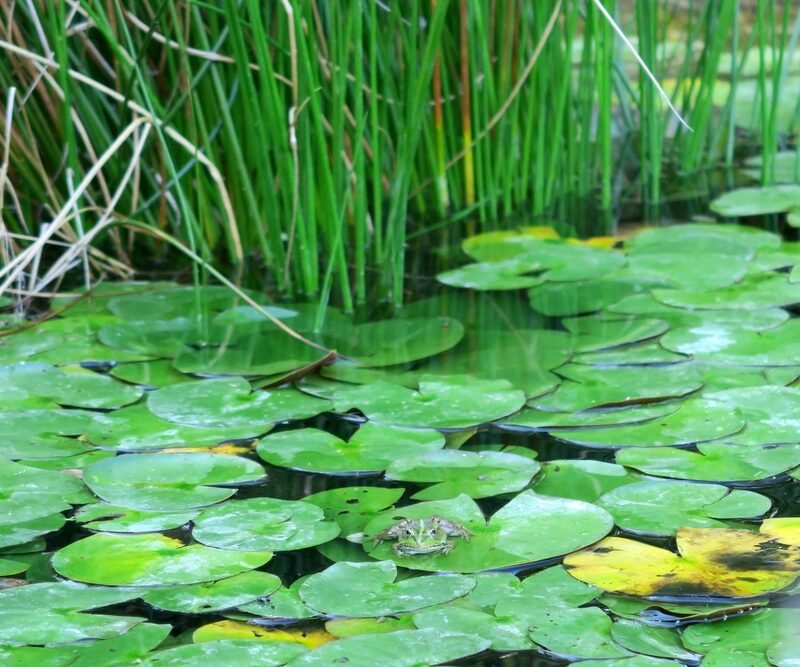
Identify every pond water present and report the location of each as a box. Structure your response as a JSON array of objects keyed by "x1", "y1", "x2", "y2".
[{"x1": 3, "y1": 221, "x2": 800, "y2": 664}]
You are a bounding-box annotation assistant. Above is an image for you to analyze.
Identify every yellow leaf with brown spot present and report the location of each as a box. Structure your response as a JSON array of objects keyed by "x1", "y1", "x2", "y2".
[
  {"x1": 564, "y1": 520, "x2": 800, "y2": 599},
  {"x1": 192, "y1": 620, "x2": 333, "y2": 649},
  {"x1": 566, "y1": 236, "x2": 625, "y2": 249},
  {"x1": 160, "y1": 442, "x2": 256, "y2": 456}
]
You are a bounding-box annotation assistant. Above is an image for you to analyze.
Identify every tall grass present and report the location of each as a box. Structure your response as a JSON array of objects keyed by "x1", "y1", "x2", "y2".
[{"x1": 0, "y1": 1, "x2": 797, "y2": 309}]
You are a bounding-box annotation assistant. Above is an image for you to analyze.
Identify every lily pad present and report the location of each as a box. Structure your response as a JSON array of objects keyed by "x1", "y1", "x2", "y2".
[
  {"x1": 705, "y1": 386, "x2": 800, "y2": 445},
  {"x1": 83, "y1": 452, "x2": 265, "y2": 511},
  {"x1": 681, "y1": 607, "x2": 798, "y2": 654},
  {"x1": 626, "y1": 250, "x2": 748, "y2": 290},
  {"x1": 0, "y1": 514, "x2": 66, "y2": 549},
  {"x1": 529, "y1": 607, "x2": 633, "y2": 660},
  {"x1": 3, "y1": 409, "x2": 96, "y2": 460},
  {"x1": 532, "y1": 460, "x2": 642, "y2": 503},
  {"x1": 0, "y1": 582, "x2": 144, "y2": 646},
  {"x1": 0, "y1": 458, "x2": 90, "y2": 524},
  {"x1": 52, "y1": 533, "x2": 271, "y2": 586},
  {"x1": 596, "y1": 480, "x2": 771, "y2": 536},
  {"x1": 503, "y1": 403, "x2": 680, "y2": 432},
  {"x1": 564, "y1": 519, "x2": 800, "y2": 599},
  {"x1": 110, "y1": 360, "x2": 190, "y2": 387},
  {"x1": 193, "y1": 497, "x2": 339, "y2": 551},
  {"x1": 710, "y1": 184, "x2": 800, "y2": 217},
  {"x1": 286, "y1": 628, "x2": 489, "y2": 667},
  {"x1": 304, "y1": 487, "x2": 405, "y2": 536},
  {"x1": 86, "y1": 404, "x2": 266, "y2": 451},
  {"x1": 385, "y1": 449, "x2": 540, "y2": 500},
  {"x1": 256, "y1": 423, "x2": 444, "y2": 475},
  {"x1": 412, "y1": 606, "x2": 532, "y2": 651},
  {"x1": 363, "y1": 491, "x2": 614, "y2": 573},
  {"x1": 653, "y1": 273, "x2": 800, "y2": 311},
  {"x1": 616, "y1": 443, "x2": 800, "y2": 483},
  {"x1": 626, "y1": 223, "x2": 780, "y2": 252},
  {"x1": 140, "y1": 640, "x2": 307, "y2": 666},
  {"x1": 331, "y1": 375, "x2": 525, "y2": 429},
  {"x1": 148, "y1": 378, "x2": 331, "y2": 429},
  {"x1": 437, "y1": 258, "x2": 544, "y2": 290},
  {"x1": 297, "y1": 560, "x2": 474, "y2": 617},
  {"x1": 562, "y1": 316, "x2": 669, "y2": 352},
  {"x1": 533, "y1": 364, "x2": 703, "y2": 412},
  {"x1": 237, "y1": 578, "x2": 318, "y2": 621},
  {"x1": 610, "y1": 620, "x2": 699, "y2": 661},
  {"x1": 549, "y1": 397, "x2": 745, "y2": 448},
  {"x1": 143, "y1": 571, "x2": 281, "y2": 613},
  {"x1": 529, "y1": 276, "x2": 669, "y2": 316},
  {"x1": 0, "y1": 363, "x2": 142, "y2": 409},
  {"x1": 74, "y1": 503, "x2": 200, "y2": 533},
  {"x1": 107, "y1": 286, "x2": 258, "y2": 321}
]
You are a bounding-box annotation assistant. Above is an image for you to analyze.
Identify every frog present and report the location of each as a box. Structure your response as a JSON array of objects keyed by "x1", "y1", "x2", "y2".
[{"x1": 373, "y1": 515, "x2": 471, "y2": 556}]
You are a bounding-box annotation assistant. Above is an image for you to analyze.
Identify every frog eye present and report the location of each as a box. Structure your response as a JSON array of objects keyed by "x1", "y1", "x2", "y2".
[
  {"x1": 427, "y1": 529, "x2": 438, "y2": 537},
  {"x1": 404, "y1": 529, "x2": 414, "y2": 536}
]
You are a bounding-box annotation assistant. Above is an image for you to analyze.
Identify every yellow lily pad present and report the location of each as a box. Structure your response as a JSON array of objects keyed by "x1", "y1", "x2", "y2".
[
  {"x1": 193, "y1": 620, "x2": 333, "y2": 649},
  {"x1": 564, "y1": 520, "x2": 800, "y2": 599}
]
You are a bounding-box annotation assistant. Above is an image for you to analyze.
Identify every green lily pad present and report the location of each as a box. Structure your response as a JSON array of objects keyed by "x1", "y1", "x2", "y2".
[
  {"x1": 616, "y1": 443, "x2": 800, "y2": 483},
  {"x1": 562, "y1": 316, "x2": 669, "y2": 352},
  {"x1": 437, "y1": 259, "x2": 544, "y2": 290},
  {"x1": 503, "y1": 403, "x2": 680, "y2": 432},
  {"x1": 653, "y1": 273, "x2": 800, "y2": 311},
  {"x1": 363, "y1": 491, "x2": 613, "y2": 573},
  {"x1": 143, "y1": 571, "x2": 281, "y2": 613},
  {"x1": 529, "y1": 607, "x2": 633, "y2": 660},
  {"x1": 575, "y1": 342, "x2": 689, "y2": 365},
  {"x1": 600, "y1": 593, "x2": 767, "y2": 624},
  {"x1": 74, "y1": 503, "x2": 200, "y2": 533},
  {"x1": 304, "y1": 487, "x2": 405, "y2": 536},
  {"x1": 256, "y1": 423, "x2": 444, "y2": 474},
  {"x1": 332, "y1": 375, "x2": 525, "y2": 429},
  {"x1": 549, "y1": 397, "x2": 745, "y2": 448},
  {"x1": 626, "y1": 223, "x2": 780, "y2": 252},
  {"x1": 287, "y1": 628, "x2": 489, "y2": 667},
  {"x1": 597, "y1": 480, "x2": 771, "y2": 536},
  {"x1": 0, "y1": 514, "x2": 66, "y2": 549},
  {"x1": 610, "y1": 620, "x2": 698, "y2": 661},
  {"x1": 710, "y1": 184, "x2": 800, "y2": 217},
  {"x1": 83, "y1": 452, "x2": 265, "y2": 511},
  {"x1": 0, "y1": 458, "x2": 90, "y2": 524},
  {"x1": 107, "y1": 286, "x2": 258, "y2": 321},
  {"x1": 110, "y1": 360, "x2": 191, "y2": 387},
  {"x1": 237, "y1": 578, "x2": 318, "y2": 620},
  {"x1": 193, "y1": 497, "x2": 340, "y2": 551},
  {"x1": 705, "y1": 386, "x2": 800, "y2": 445},
  {"x1": 298, "y1": 560, "x2": 474, "y2": 617},
  {"x1": 767, "y1": 636, "x2": 800, "y2": 666},
  {"x1": 99, "y1": 317, "x2": 225, "y2": 357},
  {"x1": 385, "y1": 449, "x2": 539, "y2": 500},
  {"x1": 681, "y1": 607, "x2": 798, "y2": 654},
  {"x1": 533, "y1": 364, "x2": 703, "y2": 412},
  {"x1": 412, "y1": 606, "x2": 532, "y2": 651},
  {"x1": 420, "y1": 329, "x2": 573, "y2": 398},
  {"x1": 0, "y1": 328, "x2": 151, "y2": 366},
  {"x1": 173, "y1": 330, "x2": 331, "y2": 376},
  {"x1": 3, "y1": 408, "x2": 95, "y2": 460},
  {"x1": 626, "y1": 250, "x2": 748, "y2": 290},
  {"x1": 140, "y1": 640, "x2": 307, "y2": 666},
  {"x1": 19, "y1": 449, "x2": 114, "y2": 471},
  {"x1": 0, "y1": 582, "x2": 144, "y2": 646},
  {"x1": 148, "y1": 378, "x2": 331, "y2": 429},
  {"x1": 52, "y1": 533, "x2": 271, "y2": 586},
  {"x1": 0, "y1": 363, "x2": 142, "y2": 409},
  {"x1": 86, "y1": 404, "x2": 266, "y2": 451},
  {"x1": 531, "y1": 460, "x2": 641, "y2": 503},
  {"x1": 529, "y1": 276, "x2": 669, "y2": 316}
]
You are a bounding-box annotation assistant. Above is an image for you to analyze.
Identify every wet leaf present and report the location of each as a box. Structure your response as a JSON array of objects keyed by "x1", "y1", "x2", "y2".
[
  {"x1": 53, "y1": 533, "x2": 271, "y2": 586},
  {"x1": 529, "y1": 607, "x2": 633, "y2": 660},
  {"x1": 531, "y1": 460, "x2": 642, "y2": 503},
  {"x1": 504, "y1": 404, "x2": 679, "y2": 432},
  {"x1": 710, "y1": 185, "x2": 800, "y2": 217},
  {"x1": 256, "y1": 423, "x2": 444, "y2": 474},
  {"x1": 654, "y1": 273, "x2": 800, "y2": 311},
  {"x1": 192, "y1": 619, "x2": 331, "y2": 647},
  {"x1": 0, "y1": 458, "x2": 89, "y2": 524},
  {"x1": 140, "y1": 640, "x2": 307, "y2": 666},
  {"x1": 529, "y1": 276, "x2": 669, "y2": 316},
  {"x1": 110, "y1": 359, "x2": 190, "y2": 387},
  {"x1": 143, "y1": 571, "x2": 281, "y2": 613},
  {"x1": 84, "y1": 452, "x2": 265, "y2": 511},
  {"x1": 610, "y1": 620, "x2": 698, "y2": 661},
  {"x1": 412, "y1": 606, "x2": 532, "y2": 651},
  {"x1": 562, "y1": 316, "x2": 669, "y2": 352},
  {"x1": 304, "y1": 487, "x2": 405, "y2": 536},
  {"x1": 437, "y1": 258, "x2": 544, "y2": 290},
  {"x1": 74, "y1": 503, "x2": 199, "y2": 533}
]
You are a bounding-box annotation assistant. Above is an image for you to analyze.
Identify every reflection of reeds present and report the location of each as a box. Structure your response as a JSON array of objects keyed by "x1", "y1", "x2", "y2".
[{"x1": 0, "y1": 1, "x2": 795, "y2": 309}]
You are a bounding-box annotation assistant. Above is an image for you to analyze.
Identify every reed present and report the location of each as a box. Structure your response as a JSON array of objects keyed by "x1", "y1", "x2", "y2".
[{"x1": 0, "y1": 1, "x2": 796, "y2": 309}]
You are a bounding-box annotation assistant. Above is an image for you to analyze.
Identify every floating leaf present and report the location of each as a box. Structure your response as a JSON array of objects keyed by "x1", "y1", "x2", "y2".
[
  {"x1": 0, "y1": 514, "x2": 65, "y2": 549},
  {"x1": 256, "y1": 423, "x2": 444, "y2": 475},
  {"x1": 681, "y1": 607, "x2": 798, "y2": 655},
  {"x1": 86, "y1": 404, "x2": 265, "y2": 451},
  {"x1": 597, "y1": 480, "x2": 771, "y2": 536},
  {"x1": 74, "y1": 503, "x2": 199, "y2": 533},
  {"x1": 562, "y1": 316, "x2": 669, "y2": 352},
  {"x1": 533, "y1": 364, "x2": 702, "y2": 412},
  {"x1": 437, "y1": 259, "x2": 544, "y2": 290},
  {"x1": 53, "y1": 533, "x2": 271, "y2": 586},
  {"x1": 710, "y1": 185, "x2": 800, "y2": 217},
  {"x1": 0, "y1": 363, "x2": 142, "y2": 409},
  {"x1": 385, "y1": 449, "x2": 539, "y2": 500},
  {"x1": 110, "y1": 360, "x2": 190, "y2": 387},
  {"x1": 529, "y1": 277, "x2": 669, "y2": 316},
  {"x1": 237, "y1": 579, "x2": 318, "y2": 621},
  {"x1": 140, "y1": 640, "x2": 307, "y2": 666},
  {"x1": 192, "y1": 497, "x2": 339, "y2": 552},
  {"x1": 287, "y1": 628, "x2": 489, "y2": 667},
  {"x1": 3, "y1": 409, "x2": 95, "y2": 460},
  {"x1": 304, "y1": 487, "x2": 405, "y2": 536},
  {"x1": 108, "y1": 286, "x2": 259, "y2": 321},
  {"x1": 626, "y1": 223, "x2": 780, "y2": 253},
  {"x1": 0, "y1": 582, "x2": 144, "y2": 646},
  {"x1": 412, "y1": 606, "x2": 532, "y2": 651},
  {"x1": 332, "y1": 375, "x2": 525, "y2": 429},
  {"x1": 529, "y1": 607, "x2": 633, "y2": 660},
  {"x1": 532, "y1": 460, "x2": 641, "y2": 503},
  {"x1": 653, "y1": 273, "x2": 800, "y2": 311},
  {"x1": 192, "y1": 619, "x2": 331, "y2": 648},
  {"x1": 503, "y1": 404, "x2": 679, "y2": 432},
  {"x1": 616, "y1": 443, "x2": 800, "y2": 483},
  {"x1": 549, "y1": 397, "x2": 745, "y2": 448},
  {"x1": 705, "y1": 386, "x2": 800, "y2": 445},
  {"x1": 298, "y1": 561, "x2": 474, "y2": 617},
  {"x1": 148, "y1": 378, "x2": 331, "y2": 429},
  {"x1": 626, "y1": 250, "x2": 748, "y2": 290},
  {"x1": 610, "y1": 620, "x2": 699, "y2": 661},
  {"x1": 494, "y1": 565, "x2": 601, "y2": 620},
  {"x1": 363, "y1": 491, "x2": 613, "y2": 573},
  {"x1": 143, "y1": 571, "x2": 281, "y2": 613},
  {"x1": 84, "y1": 453, "x2": 265, "y2": 511},
  {"x1": 564, "y1": 519, "x2": 800, "y2": 599}
]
